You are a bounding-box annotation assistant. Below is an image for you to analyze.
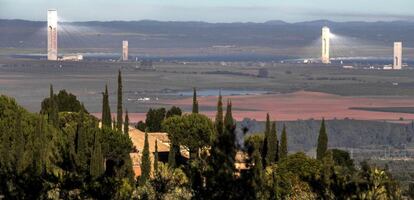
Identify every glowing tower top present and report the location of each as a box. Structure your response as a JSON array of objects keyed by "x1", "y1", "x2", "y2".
[
  {"x1": 321, "y1": 26, "x2": 330, "y2": 64},
  {"x1": 47, "y1": 9, "x2": 58, "y2": 61}
]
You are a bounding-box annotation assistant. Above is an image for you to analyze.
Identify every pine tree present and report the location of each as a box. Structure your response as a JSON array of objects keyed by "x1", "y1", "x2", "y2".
[
  {"x1": 192, "y1": 88, "x2": 199, "y2": 113},
  {"x1": 280, "y1": 124, "x2": 288, "y2": 160},
  {"x1": 140, "y1": 130, "x2": 151, "y2": 184},
  {"x1": 102, "y1": 85, "x2": 112, "y2": 128},
  {"x1": 90, "y1": 131, "x2": 104, "y2": 179},
  {"x1": 262, "y1": 113, "x2": 271, "y2": 167},
  {"x1": 317, "y1": 118, "x2": 328, "y2": 160},
  {"x1": 266, "y1": 122, "x2": 278, "y2": 165},
  {"x1": 116, "y1": 69, "x2": 123, "y2": 131},
  {"x1": 154, "y1": 140, "x2": 159, "y2": 174},
  {"x1": 215, "y1": 92, "x2": 224, "y2": 135},
  {"x1": 124, "y1": 109, "x2": 129, "y2": 135}
]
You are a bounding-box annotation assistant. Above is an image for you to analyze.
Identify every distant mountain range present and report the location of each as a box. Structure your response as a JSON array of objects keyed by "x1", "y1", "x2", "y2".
[{"x1": 1, "y1": 19, "x2": 413, "y2": 57}]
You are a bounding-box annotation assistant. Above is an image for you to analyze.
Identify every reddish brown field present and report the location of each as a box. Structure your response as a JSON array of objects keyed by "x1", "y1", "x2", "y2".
[{"x1": 93, "y1": 91, "x2": 414, "y2": 122}]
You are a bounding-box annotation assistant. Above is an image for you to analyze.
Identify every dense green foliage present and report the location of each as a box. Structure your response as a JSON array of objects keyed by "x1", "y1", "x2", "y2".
[
  {"x1": 40, "y1": 88, "x2": 87, "y2": 114},
  {"x1": 163, "y1": 114, "x2": 215, "y2": 159},
  {"x1": 166, "y1": 106, "x2": 182, "y2": 118},
  {"x1": 0, "y1": 82, "x2": 406, "y2": 199},
  {"x1": 0, "y1": 94, "x2": 134, "y2": 199},
  {"x1": 145, "y1": 108, "x2": 166, "y2": 132}
]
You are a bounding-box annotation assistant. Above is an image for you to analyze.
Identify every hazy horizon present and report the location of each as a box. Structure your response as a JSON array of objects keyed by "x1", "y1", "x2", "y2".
[{"x1": 1, "y1": 0, "x2": 414, "y2": 23}]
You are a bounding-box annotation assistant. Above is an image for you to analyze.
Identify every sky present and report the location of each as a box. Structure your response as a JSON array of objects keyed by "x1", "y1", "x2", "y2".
[{"x1": 1, "y1": 0, "x2": 414, "y2": 23}]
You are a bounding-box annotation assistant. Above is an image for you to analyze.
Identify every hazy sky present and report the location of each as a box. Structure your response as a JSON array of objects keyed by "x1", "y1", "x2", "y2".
[{"x1": 1, "y1": 0, "x2": 414, "y2": 22}]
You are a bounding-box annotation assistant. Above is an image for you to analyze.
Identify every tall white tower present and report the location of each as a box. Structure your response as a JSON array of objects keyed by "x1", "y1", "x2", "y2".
[
  {"x1": 393, "y1": 42, "x2": 402, "y2": 70},
  {"x1": 122, "y1": 40, "x2": 128, "y2": 61},
  {"x1": 321, "y1": 26, "x2": 330, "y2": 64},
  {"x1": 47, "y1": 9, "x2": 58, "y2": 61}
]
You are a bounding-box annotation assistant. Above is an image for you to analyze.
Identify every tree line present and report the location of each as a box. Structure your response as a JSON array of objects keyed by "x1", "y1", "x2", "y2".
[{"x1": 0, "y1": 70, "x2": 410, "y2": 199}]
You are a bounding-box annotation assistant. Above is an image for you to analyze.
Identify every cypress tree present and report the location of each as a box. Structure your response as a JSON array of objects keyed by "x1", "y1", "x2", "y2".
[
  {"x1": 192, "y1": 88, "x2": 199, "y2": 113},
  {"x1": 205, "y1": 99, "x2": 236, "y2": 198},
  {"x1": 262, "y1": 113, "x2": 270, "y2": 167},
  {"x1": 317, "y1": 118, "x2": 328, "y2": 160},
  {"x1": 140, "y1": 130, "x2": 151, "y2": 184},
  {"x1": 154, "y1": 140, "x2": 159, "y2": 174},
  {"x1": 101, "y1": 85, "x2": 112, "y2": 128},
  {"x1": 215, "y1": 92, "x2": 224, "y2": 135},
  {"x1": 76, "y1": 108, "x2": 88, "y2": 171},
  {"x1": 90, "y1": 131, "x2": 104, "y2": 179},
  {"x1": 32, "y1": 117, "x2": 45, "y2": 176},
  {"x1": 124, "y1": 109, "x2": 129, "y2": 135},
  {"x1": 252, "y1": 144, "x2": 264, "y2": 199},
  {"x1": 266, "y1": 122, "x2": 278, "y2": 165},
  {"x1": 49, "y1": 84, "x2": 59, "y2": 127},
  {"x1": 280, "y1": 124, "x2": 288, "y2": 160},
  {"x1": 116, "y1": 69, "x2": 123, "y2": 131},
  {"x1": 167, "y1": 143, "x2": 177, "y2": 168},
  {"x1": 224, "y1": 99, "x2": 234, "y2": 130},
  {"x1": 13, "y1": 111, "x2": 25, "y2": 174}
]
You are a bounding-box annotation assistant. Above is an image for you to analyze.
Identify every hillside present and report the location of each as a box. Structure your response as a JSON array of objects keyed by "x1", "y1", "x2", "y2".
[{"x1": 1, "y1": 19, "x2": 414, "y2": 57}]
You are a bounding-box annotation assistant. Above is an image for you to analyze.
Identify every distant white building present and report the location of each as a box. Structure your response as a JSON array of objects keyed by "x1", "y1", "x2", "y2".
[
  {"x1": 60, "y1": 54, "x2": 83, "y2": 61},
  {"x1": 393, "y1": 42, "x2": 402, "y2": 70}
]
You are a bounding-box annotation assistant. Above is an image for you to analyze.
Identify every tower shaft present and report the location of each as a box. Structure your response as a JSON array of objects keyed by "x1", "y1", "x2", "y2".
[
  {"x1": 47, "y1": 9, "x2": 58, "y2": 61},
  {"x1": 393, "y1": 42, "x2": 402, "y2": 70},
  {"x1": 321, "y1": 26, "x2": 330, "y2": 64}
]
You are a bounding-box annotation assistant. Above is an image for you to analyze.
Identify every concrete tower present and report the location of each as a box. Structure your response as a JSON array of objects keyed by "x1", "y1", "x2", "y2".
[
  {"x1": 47, "y1": 9, "x2": 58, "y2": 61},
  {"x1": 393, "y1": 42, "x2": 402, "y2": 70},
  {"x1": 321, "y1": 26, "x2": 331, "y2": 64},
  {"x1": 122, "y1": 40, "x2": 128, "y2": 61}
]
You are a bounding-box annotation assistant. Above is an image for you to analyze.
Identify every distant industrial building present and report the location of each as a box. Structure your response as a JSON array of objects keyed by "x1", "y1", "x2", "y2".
[
  {"x1": 60, "y1": 54, "x2": 83, "y2": 61},
  {"x1": 122, "y1": 40, "x2": 128, "y2": 61},
  {"x1": 321, "y1": 26, "x2": 331, "y2": 64},
  {"x1": 393, "y1": 42, "x2": 402, "y2": 70},
  {"x1": 47, "y1": 9, "x2": 58, "y2": 61}
]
